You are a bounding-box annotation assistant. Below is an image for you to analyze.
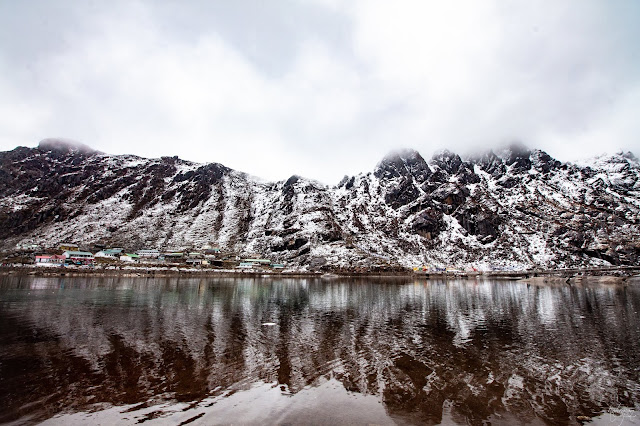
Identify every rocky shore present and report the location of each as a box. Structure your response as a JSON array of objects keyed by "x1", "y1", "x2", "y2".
[{"x1": 1, "y1": 264, "x2": 639, "y2": 281}]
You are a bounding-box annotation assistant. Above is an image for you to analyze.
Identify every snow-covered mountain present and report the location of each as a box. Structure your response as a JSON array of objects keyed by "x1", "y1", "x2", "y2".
[{"x1": 1, "y1": 139, "x2": 639, "y2": 270}]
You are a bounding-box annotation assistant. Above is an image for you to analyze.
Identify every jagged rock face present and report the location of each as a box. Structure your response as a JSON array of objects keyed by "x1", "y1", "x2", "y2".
[
  {"x1": 503, "y1": 143, "x2": 533, "y2": 172},
  {"x1": 474, "y1": 150, "x2": 505, "y2": 178},
  {"x1": 374, "y1": 149, "x2": 431, "y2": 182},
  {"x1": 1, "y1": 140, "x2": 639, "y2": 270},
  {"x1": 530, "y1": 149, "x2": 561, "y2": 173},
  {"x1": 373, "y1": 150, "x2": 433, "y2": 209},
  {"x1": 430, "y1": 150, "x2": 463, "y2": 175}
]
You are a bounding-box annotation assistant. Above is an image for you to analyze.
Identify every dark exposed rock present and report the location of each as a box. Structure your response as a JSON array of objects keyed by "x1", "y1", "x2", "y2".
[
  {"x1": 454, "y1": 205, "x2": 501, "y2": 242},
  {"x1": 412, "y1": 209, "x2": 444, "y2": 239},
  {"x1": 298, "y1": 246, "x2": 311, "y2": 256},
  {"x1": 455, "y1": 164, "x2": 481, "y2": 185},
  {"x1": 308, "y1": 256, "x2": 327, "y2": 269},
  {"x1": 384, "y1": 178, "x2": 421, "y2": 209},
  {"x1": 175, "y1": 163, "x2": 230, "y2": 211},
  {"x1": 471, "y1": 150, "x2": 506, "y2": 179},
  {"x1": 271, "y1": 237, "x2": 308, "y2": 252},
  {"x1": 531, "y1": 149, "x2": 561, "y2": 173},
  {"x1": 280, "y1": 175, "x2": 302, "y2": 215},
  {"x1": 284, "y1": 175, "x2": 300, "y2": 188},
  {"x1": 430, "y1": 150, "x2": 463, "y2": 175},
  {"x1": 345, "y1": 176, "x2": 355, "y2": 189},
  {"x1": 496, "y1": 176, "x2": 520, "y2": 189},
  {"x1": 337, "y1": 175, "x2": 357, "y2": 190},
  {"x1": 503, "y1": 142, "x2": 532, "y2": 172},
  {"x1": 431, "y1": 184, "x2": 469, "y2": 211},
  {"x1": 563, "y1": 230, "x2": 585, "y2": 248},
  {"x1": 374, "y1": 149, "x2": 431, "y2": 182},
  {"x1": 583, "y1": 249, "x2": 618, "y2": 265},
  {"x1": 319, "y1": 222, "x2": 343, "y2": 242}
]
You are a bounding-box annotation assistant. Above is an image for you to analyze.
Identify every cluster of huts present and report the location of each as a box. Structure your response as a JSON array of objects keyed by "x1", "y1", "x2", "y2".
[{"x1": 30, "y1": 242, "x2": 285, "y2": 270}]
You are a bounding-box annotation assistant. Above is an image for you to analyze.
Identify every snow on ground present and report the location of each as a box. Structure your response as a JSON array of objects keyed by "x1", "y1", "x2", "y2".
[{"x1": 2, "y1": 147, "x2": 640, "y2": 270}]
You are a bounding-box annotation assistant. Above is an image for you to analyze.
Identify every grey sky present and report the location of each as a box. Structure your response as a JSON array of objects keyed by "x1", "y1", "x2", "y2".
[{"x1": 1, "y1": 0, "x2": 639, "y2": 184}]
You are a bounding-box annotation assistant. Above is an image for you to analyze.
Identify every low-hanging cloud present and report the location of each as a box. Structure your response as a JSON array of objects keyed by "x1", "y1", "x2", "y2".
[{"x1": 0, "y1": 0, "x2": 638, "y2": 184}]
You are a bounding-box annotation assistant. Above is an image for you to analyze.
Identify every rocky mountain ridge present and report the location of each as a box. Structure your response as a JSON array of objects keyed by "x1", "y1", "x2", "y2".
[{"x1": 1, "y1": 139, "x2": 639, "y2": 270}]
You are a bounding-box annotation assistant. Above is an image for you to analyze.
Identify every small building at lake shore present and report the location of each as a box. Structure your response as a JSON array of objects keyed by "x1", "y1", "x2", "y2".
[
  {"x1": 137, "y1": 249, "x2": 160, "y2": 258},
  {"x1": 62, "y1": 251, "x2": 95, "y2": 265},
  {"x1": 95, "y1": 248, "x2": 124, "y2": 258},
  {"x1": 120, "y1": 253, "x2": 139, "y2": 262},
  {"x1": 35, "y1": 255, "x2": 66, "y2": 267},
  {"x1": 243, "y1": 259, "x2": 271, "y2": 266}
]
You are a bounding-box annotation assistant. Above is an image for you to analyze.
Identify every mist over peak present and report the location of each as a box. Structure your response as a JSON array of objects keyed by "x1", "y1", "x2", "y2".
[{"x1": 38, "y1": 138, "x2": 98, "y2": 155}]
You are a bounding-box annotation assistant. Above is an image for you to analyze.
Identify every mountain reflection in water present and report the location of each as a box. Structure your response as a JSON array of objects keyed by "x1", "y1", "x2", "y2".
[{"x1": 1, "y1": 276, "x2": 639, "y2": 425}]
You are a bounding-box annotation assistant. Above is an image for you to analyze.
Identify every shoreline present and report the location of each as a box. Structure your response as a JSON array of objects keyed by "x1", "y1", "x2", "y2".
[
  {"x1": 0, "y1": 265, "x2": 408, "y2": 279},
  {"x1": 1, "y1": 265, "x2": 639, "y2": 280}
]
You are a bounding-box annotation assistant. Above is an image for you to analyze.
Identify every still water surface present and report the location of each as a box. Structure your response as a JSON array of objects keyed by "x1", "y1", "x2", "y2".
[{"x1": 1, "y1": 276, "x2": 639, "y2": 425}]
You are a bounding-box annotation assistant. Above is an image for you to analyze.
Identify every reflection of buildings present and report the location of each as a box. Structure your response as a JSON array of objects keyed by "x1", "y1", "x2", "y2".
[{"x1": 1, "y1": 277, "x2": 639, "y2": 424}]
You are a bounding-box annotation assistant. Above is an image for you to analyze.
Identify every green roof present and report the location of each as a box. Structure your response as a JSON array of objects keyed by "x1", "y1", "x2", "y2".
[{"x1": 65, "y1": 251, "x2": 93, "y2": 256}]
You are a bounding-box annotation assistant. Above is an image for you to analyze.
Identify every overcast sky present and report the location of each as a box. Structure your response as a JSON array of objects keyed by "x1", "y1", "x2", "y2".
[{"x1": 1, "y1": 0, "x2": 639, "y2": 184}]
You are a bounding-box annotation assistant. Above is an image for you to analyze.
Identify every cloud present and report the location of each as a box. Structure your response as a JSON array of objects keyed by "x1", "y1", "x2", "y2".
[
  {"x1": 348, "y1": 0, "x2": 640, "y2": 158},
  {"x1": 0, "y1": 1, "x2": 370, "y2": 182},
  {"x1": 0, "y1": 0, "x2": 638, "y2": 184}
]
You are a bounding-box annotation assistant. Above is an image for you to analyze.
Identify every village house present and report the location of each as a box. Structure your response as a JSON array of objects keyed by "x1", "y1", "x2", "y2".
[
  {"x1": 95, "y1": 248, "x2": 124, "y2": 258},
  {"x1": 235, "y1": 259, "x2": 273, "y2": 270},
  {"x1": 164, "y1": 252, "x2": 184, "y2": 259},
  {"x1": 243, "y1": 259, "x2": 271, "y2": 266},
  {"x1": 35, "y1": 255, "x2": 66, "y2": 267},
  {"x1": 136, "y1": 249, "x2": 160, "y2": 258},
  {"x1": 62, "y1": 251, "x2": 95, "y2": 265},
  {"x1": 59, "y1": 243, "x2": 80, "y2": 252},
  {"x1": 120, "y1": 253, "x2": 139, "y2": 262},
  {"x1": 185, "y1": 257, "x2": 203, "y2": 266},
  {"x1": 16, "y1": 240, "x2": 42, "y2": 251}
]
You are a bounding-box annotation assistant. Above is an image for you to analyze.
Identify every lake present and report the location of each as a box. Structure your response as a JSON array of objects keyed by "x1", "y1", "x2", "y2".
[{"x1": 1, "y1": 276, "x2": 639, "y2": 425}]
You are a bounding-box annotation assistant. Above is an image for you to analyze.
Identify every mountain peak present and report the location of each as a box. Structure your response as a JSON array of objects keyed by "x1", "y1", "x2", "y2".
[
  {"x1": 430, "y1": 149, "x2": 463, "y2": 174},
  {"x1": 38, "y1": 138, "x2": 97, "y2": 155},
  {"x1": 530, "y1": 149, "x2": 561, "y2": 173},
  {"x1": 495, "y1": 142, "x2": 532, "y2": 171},
  {"x1": 619, "y1": 150, "x2": 638, "y2": 163},
  {"x1": 374, "y1": 148, "x2": 431, "y2": 181},
  {"x1": 497, "y1": 141, "x2": 530, "y2": 158},
  {"x1": 381, "y1": 148, "x2": 421, "y2": 161}
]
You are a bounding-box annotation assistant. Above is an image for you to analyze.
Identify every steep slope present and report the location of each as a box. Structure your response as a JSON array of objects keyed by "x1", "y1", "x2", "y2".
[
  {"x1": 1, "y1": 140, "x2": 639, "y2": 270},
  {"x1": 332, "y1": 145, "x2": 640, "y2": 269}
]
